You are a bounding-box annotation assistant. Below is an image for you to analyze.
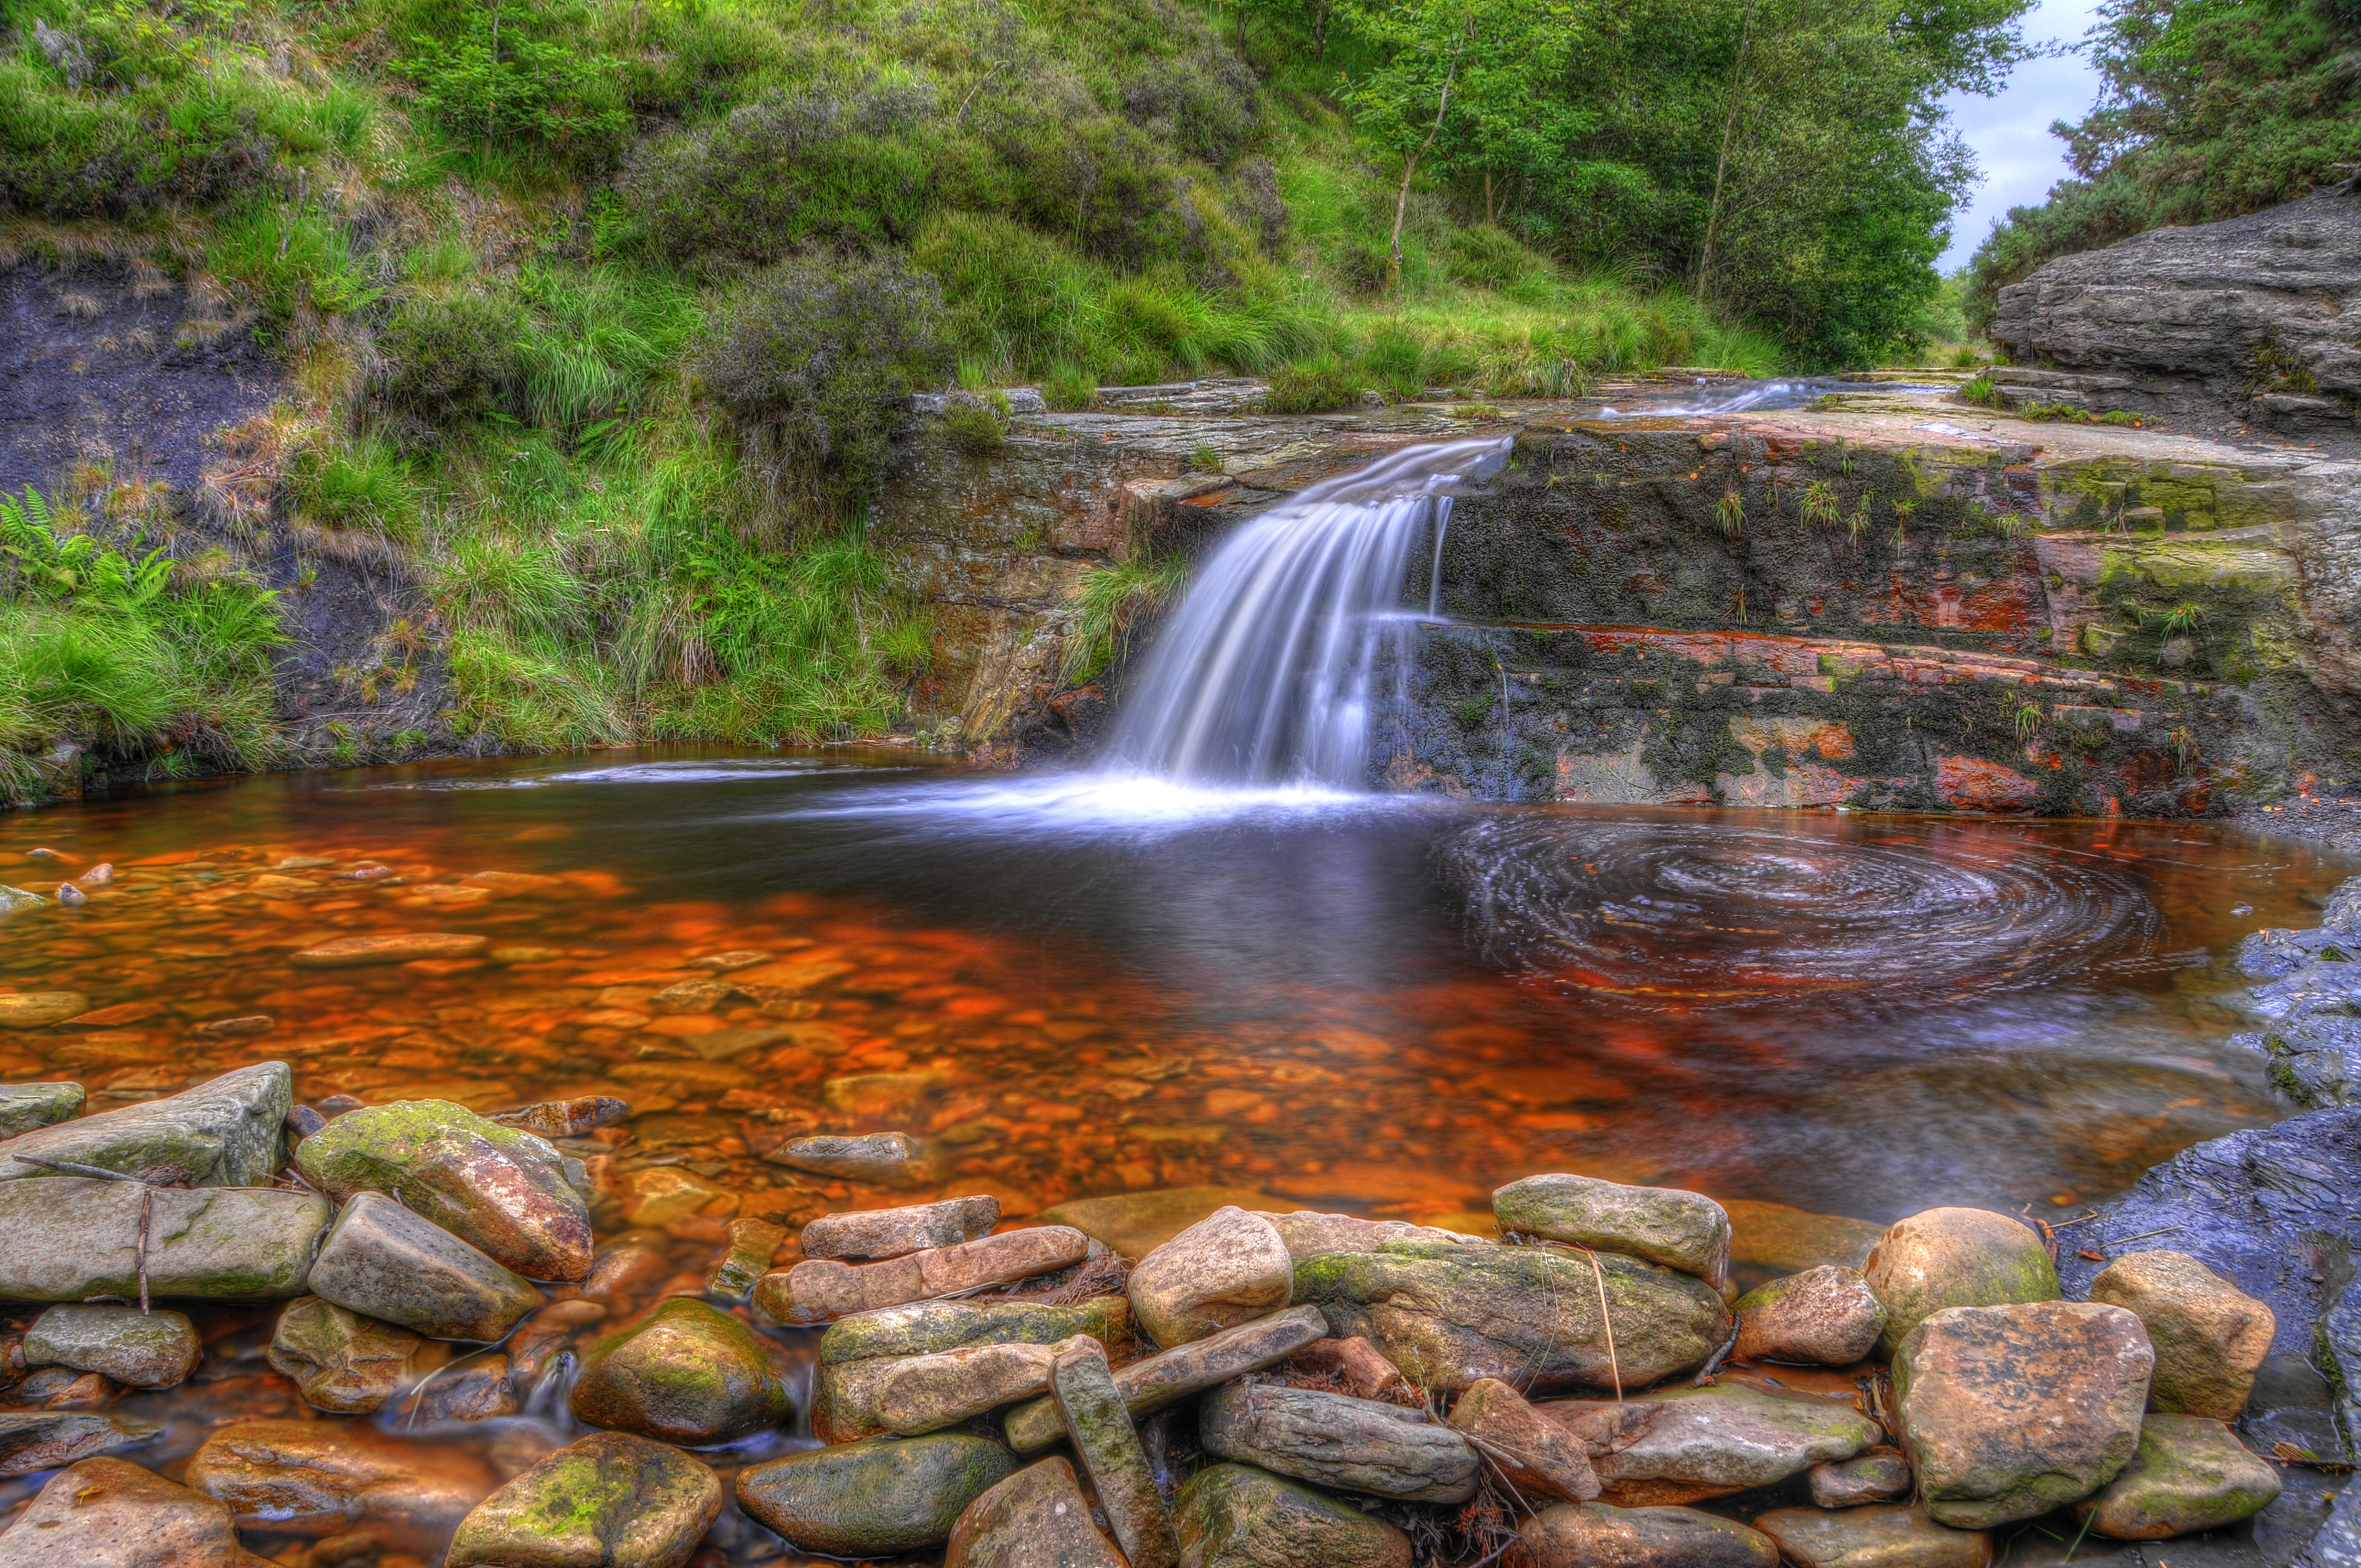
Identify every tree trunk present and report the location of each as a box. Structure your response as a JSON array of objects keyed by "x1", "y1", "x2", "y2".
[
  {"x1": 1388, "y1": 52, "x2": 1459, "y2": 290},
  {"x1": 1695, "y1": 0, "x2": 1759, "y2": 304},
  {"x1": 1312, "y1": 0, "x2": 1329, "y2": 58}
]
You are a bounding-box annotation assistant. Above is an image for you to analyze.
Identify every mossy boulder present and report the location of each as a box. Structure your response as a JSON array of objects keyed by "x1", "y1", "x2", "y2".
[
  {"x1": 1493, "y1": 1174, "x2": 1732, "y2": 1291},
  {"x1": 0, "y1": 1178, "x2": 326, "y2": 1302},
  {"x1": 1290, "y1": 1238, "x2": 1730, "y2": 1395},
  {"x1": 572, "y1": 1299, "x2": 796, "y2": 1447},
  {"x1": 0, "y1": 1062, "x2": 287, "y2": 1186},
  {"x1": 2076, "y1": 1415, "x2": 2281, "y2": 1540},
  {"x1": 1863, "y1": 1209, "x2": 2059, "y2": 1359},
  {"x1": 1173, "y1": 1462, "x2": 1412, "y2": 1568},
  {"x1": 446, "y1": 1431, "x2": 722, "y2": 1568},
  {"x1": 736, "y1": 1434, "x2": 1016, "y2": 1555},
  {"x1": 292, "y1": 1099, "x2": 593, "y2": 1282}
]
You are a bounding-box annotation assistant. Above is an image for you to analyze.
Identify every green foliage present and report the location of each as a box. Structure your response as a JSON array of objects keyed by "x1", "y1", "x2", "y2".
[
  {"x1": 1715, "y1": 488, "x2": 1744, "y2": 539},
  {"x1": 943, "y1": 397, "x2": 1011, "y2": 454},
  {"x1": 1061, "y1": 552, "x2": 1192, "y2": 682},
  {"x1": 1801, "y1": 479, "x2": 1839, "y2": 525},
  {"x1": 392, "y1": 0, "x2": 630, "y2": 168},
  {"x1": 374, "y1": 288, "x2": 529, "y2": 424},
  {"x1": 1044, "y1": 362, "x2": 1100, "y2": 410},
  {"x1": 206, "y1": 199, "x2": 382, "y2": 320},
  {"x1": 1266, "y1": 352, "x2": 1366, "y2": 412},
  {"x1": 1963, "y1": 0, "x2": 2361, "y2": 329},
  {"x1": 288, "y1": 436, "x2": 417, "y2": 538}
]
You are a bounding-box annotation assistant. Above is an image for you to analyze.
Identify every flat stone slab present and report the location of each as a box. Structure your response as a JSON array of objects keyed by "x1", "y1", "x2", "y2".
[
  {"x1": 1496, "y1": 1173, "x2": 1732, "y2": 1290},
  {"x1": 877, "y1": 1340, "x2": 1067, "y2": 1436},
  {"x1": 1201, "y1": 1382, "x2": 1478, "y2": 1502},
  {"x1": 25, "y1": 1304, "x2": 202, "y2": 1388},
  {"x1": 812, "y1": 1297, "x2": 1132, "y2": 1443},
  {"x1": 764, "y1": 1226, "x2": 1090, "y2": 1321},
  {"x1": 1543, "y1": 1381, "x2": 1882, "y2": 1505},
  {"x1": 0, "y1": 1178, "x2": 327, "y2": 1301},
  {"x1": 0, "y1": 1412, "x2": 159, "y2": 1479},
  {"x1": 0, "y1": 1082, "x2": 82, "y2": 1136},
  {"x1": 447, "y1": 1431, "x2": 722, "y2": 1568},
  {"x1": 1006, "y1": 1304, "x2": 1330, "y2": 1454},
  {"x1": 306, "y1": 1192, "x2": 543, "y2": 1341},
  {"x1": 802, "y1": 1194, "x2": 1001, "y2": 1260},
  {"x1": 0, "y1": 1062, "x2": 290, "y2": 1185},
  {"x1": 1754, "y1": 1505, "x2": 1994, "y2": 1568},
  {"x1": 737, "y1": 1433, "x2": 1016, "y2": 1557},
  {"x1": 291, "y1": 933, "x2": 488, "y2": 966},
  {"x1": 1519, "y1": 1502, "x2": 1782, "y2": 1568},
  {"x1": 0, "y1": 1456, "x2": 273, "y2": 1567}
]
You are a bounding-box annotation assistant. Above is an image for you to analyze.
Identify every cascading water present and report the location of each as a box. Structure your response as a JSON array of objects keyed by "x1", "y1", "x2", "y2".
[{"x1": 1102, "y1": 436, "x2": 1513, "y2": 786}]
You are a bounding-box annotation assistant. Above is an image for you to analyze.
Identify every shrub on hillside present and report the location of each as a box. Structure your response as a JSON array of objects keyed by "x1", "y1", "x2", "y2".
[
  {"x1": 699, "y1": 255, "x2": 951, "y2": 525},
  {"x1": 393, "y1": 1, "x2": 630, "y2": 169},
  {"x1": 1118, "y1": 50, "x2": 1259, "y2": 166},
  {"x1": 374, "y1": 289, "x2": 527, "y2": 424}
]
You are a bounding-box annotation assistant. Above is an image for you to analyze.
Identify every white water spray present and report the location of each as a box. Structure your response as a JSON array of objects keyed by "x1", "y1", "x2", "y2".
[{"x1": 1102, "y1": 436, "x2": 1512, "y2": 786}]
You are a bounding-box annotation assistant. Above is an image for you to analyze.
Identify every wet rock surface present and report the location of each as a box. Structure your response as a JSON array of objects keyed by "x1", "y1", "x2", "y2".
[
  {"x1": 185, "y1": 1416, "x2": 500, "y2": 1548},
  {"x1": 266, "y1": 1296, "x2": 433, "y2": 1413},
  {"x1": 305, "y1": 1190, "x2": 543, "y2": 1341},
  {"x1": 2075, "y1": 1414, "x2": 2282, "y2": 1539},
  {"x1": 943, "y1": 1455, "x2": 1125, "y2": 1567},
  {"x1": 1736, "y1": 1264, "x2": 1887, "y2": 1365},
  {"x1": 0, "y1": 1178, "x2": 327, "y2": 1300},
  {"x1": 0, "y1": 1410, "x2": 160, "y2": 1477},
  {"x1": 1172, "y1": 1462, "x2": 1414, "y2": 1568},
  {"x1": 1863, "y1": 1208, "x2": 2060, "y2": 1358},
  {"x1": 570, "y1": 1297, "x2": 796, "y2": 1445},
  {"x1": 1544, "y1": 1381, "x2": 1883, "y2": 1505},
  {"x1": 737, "y1": 1433, "x2": 1017, "y2": 1556},
  {"x1": 0, "y1": 1062, "x2": 289, "y2": 1185},
  {"x1": 1753, "y1": 1504, "x2": 1994, "y2": 1568},
  {"x1": 447, "y1": 1431, "x2": 722, "y2": 1568},
  {"x1": 1810, "y1": 1448, "x2": 1914, "y2": 1508},
  {"x1": 24, "y1": 1304, "x2": 202, "y2": 1388}
]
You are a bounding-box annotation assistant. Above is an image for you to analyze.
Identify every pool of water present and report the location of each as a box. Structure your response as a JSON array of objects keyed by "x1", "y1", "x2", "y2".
[{"x1": 1, "y1": 751, "x2": 2343, "y2": 1229}]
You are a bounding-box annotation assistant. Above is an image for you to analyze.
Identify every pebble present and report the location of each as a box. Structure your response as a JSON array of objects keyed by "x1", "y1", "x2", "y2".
[
  {"x1": 1810, "y1": 1448, "x2": 1915, "y2": 1507},
  {"x1": 398, "y1": 1354, "x2": 518, "y2": 1424},
  {"x1": 1128, "y1": 1204, "x2": 1294, "y2": 1348},
  {"x1": 55, "y1": 883, "x2": 87, "y2": 907},
  {"x1": 305, "y1": 1191, "x2": 544, "y2": 1341},
  {"x1": 24, "y1": 1305, "x2": 202, "y2": 1388},
  {"x1": 1200, "y1": 1381, "x2": 1480, "y2": 1502},
  {"x1": 0, "y1": 1456, "x2": 271, "y2": 1568},
  {"x1": 736, "y1": 1432, "x2": 1018, "y2": 1556},
  {"x1": 570, "y1": 1297, "x2": 796, "y2": 1445},
  {"x1": 1495, "y1": 1173, "x2": 1734, "y2": 1291},
  {"x1": 801, "y1": 1194, "x2": 1002, "y2": 1261},
  {"x1": 185, "y1": 1417, "x2": 499, "y2": 1549},
  {"x1": 448, "y1": 1431, "x2": 722, "y2": 1568},
  {"x1": 944, "y1": 1455, "x2": 1126, "y2": 1568}
]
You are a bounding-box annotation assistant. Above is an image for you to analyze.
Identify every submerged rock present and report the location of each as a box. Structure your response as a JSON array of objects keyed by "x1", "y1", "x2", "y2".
[
  {"x1": 0, "y1": 1061, "x2": 290, "y2": 1185},
  {"x1": 768, "y1": 1130, "x2": 927, "y2": 1183},
  {"x1": 1054, "y1": 1335, "x2": 1179, "y2": 1568},
  {"x1": 0, "y1": 1178, "x2": 326, "y2": 1301},
  {"x1": 801, "y1": 1194, "x2": 1001, "y2": 1260},
  {"x1": 1863, "y1": 1209, "x2": 2059, "y2": 1358},
  {"x1": 1735, "y1": 1265, "x2": 1887, "y2": 1365},
  {"x1": 0, "y1": 1412, "x2": 160, "y2": 1479},
  {"x1": 1495, "y1": 1173, "x2": 1732, "y2": 1291},
  {"x1": 293, "y1": 1098, "x2": 593, "y2": 1282},
  {"x1": 0, "y1": 1081, "x2": 82, "y2": 1136},
  {"x1": 703, "y1": 1216, "x2": 788, "y2": 1300},
  {"x1": 1892, "y1": 1300, "x2": 2154, "y2": 1529},
  {"x1": 490, "y1": 1094, "x2": 633, "y2": 1138},
  {"x1": 1172, "y1": 1462, "x2": 1413, "y2": 1568},
  {"x1": 1753, "y1": 1505, "x2": 1993, "y2": 1568},
  {"x1": 1130, "y1": 1205, "x2": 1294, "y2": 1348},
  {"x1": 447, "y1": 1431, "x2": 722, "y2": 1568},
  {"x1": 944, "y1": 1456, "x2": 1125, "y2": 1568},
  {"x1": 290, "y1": 932, "x2": 488, "y2": 966},
  {"x1": 737, "y1": 1433, "x2": 1017, "y2": 1557},
  {"x1": 24, "y1": 1304, "x2": 201, "y2": 1388},
  {"x1": 1291, "y1": 1237, "x2": 1730, "y2": 1395},
  {"x1": 1543, "y1": 1382, "x2": 1882, "y2": 1505},
  {"x1": 186, "y1": 1417, "x2": 499, "y2": 1548},
  {"x1": 268, "y1": 1297, "x2": 433, "y2": 1414},
  {"x1": 1200, "y1": 1383, "x2": 1479, "y2": 1503},
  {"x1": 0, "y1": 992, "x2": 88, "y2": 1028},
  {"x1": 0, "y1": 1456, "x2": 273, "y2": 1567},
  {"x1": 1518, "y1": 1501, "x2": 1781, "y2": 1568},
  {"x1": 305, "y1": 1191, "x2": 543, "y2": 1342},
  {"x1": 2086, "y1": 1250, "x2": 2274, "y2": 1420},
  {"x1": 2075, "y1": 1414, "x2": 2281, "y2": 1539},
  {"x1": 1004, "y1": 1304, "x2": 1329, "y2": 1453},
  {"x1": 570, "y1": 1297, "x2": 795, "y2": 1446}
]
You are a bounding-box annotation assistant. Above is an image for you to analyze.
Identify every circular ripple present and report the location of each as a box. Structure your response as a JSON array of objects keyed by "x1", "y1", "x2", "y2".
[{"x1": 1439, "y1": 817, "x2": 2162, "y2": 1005}]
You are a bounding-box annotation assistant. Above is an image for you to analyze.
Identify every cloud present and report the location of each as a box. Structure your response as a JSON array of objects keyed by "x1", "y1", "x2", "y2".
[{"x1": 1937, "y1": 0, "x2": 2106, "y2": 271}]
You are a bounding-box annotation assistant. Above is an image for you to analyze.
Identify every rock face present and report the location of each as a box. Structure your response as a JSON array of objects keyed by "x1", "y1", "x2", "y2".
[
  {"x1": 1753, "y1": 1505, "x2": 1993, "y2": 1568},
  {"x1": 1989, "y1": 189, "x2": 2361, "y2": 431},
  {"x1": 306, "y1": 1192, "x2": 543, "y2": 1341},
  {"x1": 737, "y1": 1434, "x2": 1018, "y2": 1557},
  {"x1": 24, "y1": 1304, "x2": 202, "y2": 1388},
  {"x1": 186, "y1": 1417, "x2": 499, "y2": 1548},
  {"x1": 0, "y1": 1081, "x2": 82, "y2": 1135},
  {"x1": 268, "y1": 1296, "x2": 431, "y2": 1412},
  {"x1": 943, "y1": 1456, "x2": 1125, "y2": 1568},
  {"x1": 2085, "y1": 1250, "x2": 2274, "y2": 1419},
  {"x1": 1290, "y1": 1238, "x2": 1731, "y2": 1395},
  {"x1": 1735, "y1": 1266, "x2": 1887, "y2": 1365},
  {"x1": 1005, "y1": 1304, "x2": 1329, "y2": 1454},
  {"x1": 1199, "y1": 1383, "x2": 1480, "y2": 1503},
  {"x1": 1171, "y1": 1462, "x2": 1414, "y2": 1568},
  {"x1": 813, "y1": 1297, "x2": 1131, "y2": 1443},
  {"x1": 1129, "y1": 1205, "x2": 1294, "y2": 1347},
  {"x1": 1494, "y1": 1174, "x2": 1732, "y2": 1290},
  {"x1": 0, "y1": 1456, "x2": 274, "y2": 1568},
  {"x1": 1519, "y1": 1501, "x2": 1782, "y2": 1568},
  {"x1": 801, "y1": 1194, "x2": 1001, "y2": 1259},
  {"x1": 0, "y1": 1061, "x2": 289, "y2": 1185},
  {"x1": 0, "y1": 1178, "x2": 326, "y2": 1301},
  {"x1": 1543, "y1": 1383, "x2": 1883, "y2": 1505},
  {"x1": 1447, "y1": 1376, "x2": 1602, "y2": 1502},
  {"x1": 2075, "y1": 1414, "x2": 2281, "y2": 1539},
  {"x1": 292, "y1": 1099, "x2": 594, "y2": 1281},
  {"x1": 446, "y1": 1431, "x2": 723, "y2": 1568},
  {"x1": 571, "y1": 1297, "x2": 795, "y2": 1446},
  {"x1": 1891, "y1": 1300, "x2": 2155, "y2": 1529},
  {"x1": 1863, "y1": 1209, "x2": 2059, "y2": 1358}
]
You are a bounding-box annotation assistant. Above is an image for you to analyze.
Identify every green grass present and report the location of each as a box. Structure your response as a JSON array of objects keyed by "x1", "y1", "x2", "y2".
[{"x1": 1061, "y1": 553, "x2": 1194, "y2": 684}]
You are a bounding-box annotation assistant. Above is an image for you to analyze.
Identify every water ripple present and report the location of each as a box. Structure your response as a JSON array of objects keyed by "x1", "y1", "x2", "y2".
[{"x1": 1439, "y1": 816, "x2": 2164, "y2": 1006}]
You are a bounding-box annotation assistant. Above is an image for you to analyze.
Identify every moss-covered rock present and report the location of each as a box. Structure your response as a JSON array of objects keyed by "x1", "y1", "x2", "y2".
[
  {"x1": 0, "y1": 1178, "x2": 326, "y2": 1302},
  {"x1": 2076, "y1": 1415, "x2": 2281, "y2": 1540},
  {"x1": 1863, "y1": 1208, "x2": 2059, "y2": 1359},
  {"x1": 0, "y1": 1082, "x2": 82, "y2": 1137},
  {"x1": 812, "y1": 1296, "x2": 1130, "y2": 1443},
  {"x1": 572, "y1": 1298, "x2": 795, "y2": 1446},
  {"x1": 447, "y1": 1431, "x2": 722, "y2": 1568},
  {"x1": 0, "y1": 1062, "x2": 287, "y2": 1186},
  {"x1": 266, "y1": 1296, "x2": 431, "y2": 1414},
  {"x1": 736, "y1": 1433, "x2": 1016, "y2": 1556},
  {"x1": 1493, "y1": 1173, "x2": 1731, "y2": 1290},
  {"x1": 1172, "y1": 1462, "x2": 1412, "y2": 1568}
]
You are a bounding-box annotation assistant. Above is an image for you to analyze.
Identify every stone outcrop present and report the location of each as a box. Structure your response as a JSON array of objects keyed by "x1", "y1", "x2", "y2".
[{"x1": 1990, "y1": 190, "x2": 2361, "y2": 433}]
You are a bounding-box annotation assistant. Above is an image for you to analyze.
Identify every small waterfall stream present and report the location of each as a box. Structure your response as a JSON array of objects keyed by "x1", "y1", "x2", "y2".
[{"x1": 1102, "y1": 437, "x2": 1512, "y2": 786}]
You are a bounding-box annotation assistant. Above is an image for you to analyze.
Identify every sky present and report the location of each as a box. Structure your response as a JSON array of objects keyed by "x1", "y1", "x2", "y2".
[{"x1": 1936, "y1": 0, "x2": 2107, "y2": 271}]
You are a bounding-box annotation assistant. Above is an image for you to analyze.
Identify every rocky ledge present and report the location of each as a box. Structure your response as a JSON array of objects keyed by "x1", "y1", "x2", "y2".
[{"x1": 0, "y1": 1002, "x2": 2355, "y2": 1567}]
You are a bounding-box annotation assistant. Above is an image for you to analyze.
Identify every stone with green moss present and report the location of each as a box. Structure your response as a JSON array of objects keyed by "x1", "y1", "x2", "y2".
[
  {"x1": 305, "y1": 1192, "x2": 543, "y2": 1342},
  {"x1": 2076, "y1": 1415, "x2": 2281, "y2": 1540},
  {"x1": 736, "y1": 1433, "x2": 1016, "y2": 1555},
  {"x1": 292, "y1": 1098, "x2": 592, "y2": 1281},
  {"x1": 447, "y1": 1431, "x2": 722, "y2": 1568},
  {"x1": 0, "y1": 1082, "x2": 82, "y2": 1138},
  {"x1": 1173, "y1": 1462, "x2": 1411, "y2": 1568},
  {"x1": 24, "y1": 1305, "x2": 201, "y2": 1388},
  {"x1": 1494, "y1": 1173, "x2": 1731, "y2": 1290},
  {"x1": 0, "y1": 1063, "x2": 287, "y2": 1187},
  {"x1": 0, "y1": 1177, "x2": 326, "y2": 1302},
  {"x1": 1289, "y1": 1238, "x2": 1730, "y2": 1395},
  {"x1": 1862, "y1": 1208, "x2": 2058, "y2": 1359},
  {"x1": 572, "y1": 1298, "x2": 795, "y2": 1446},
  {"x1": 812, "y1": 1296, "x2": 1130, "y2": 1442},
  {"x1": 266, "y1": 1296, "x2": 429, "y2": 1414}
]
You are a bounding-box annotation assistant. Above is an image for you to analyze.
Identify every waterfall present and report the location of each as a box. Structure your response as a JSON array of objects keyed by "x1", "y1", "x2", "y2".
[{"x1": 1103, "y1": 436, "x2": 1513, "y2": 786}]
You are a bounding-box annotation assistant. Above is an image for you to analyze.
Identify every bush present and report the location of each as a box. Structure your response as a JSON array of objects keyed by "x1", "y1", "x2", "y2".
[
  {"x1": 374, "y1": 288, "x2": 528, "y2": 424},
  {"x1": 943, "y1": 396, "x2": 1011, "y2": 454},
  {"x1": 1265, "y1": 353, "x2": 1364, "y2": 412},
  {"x1": 1117, "y1": 49, "x2": 1259, "y2": 165},
  {"x1": 699, "y1": 254, "x2": 951, "y2": 524},
  {"x1": 393, "y1": 0, "x2": 631, "y2": 169}
]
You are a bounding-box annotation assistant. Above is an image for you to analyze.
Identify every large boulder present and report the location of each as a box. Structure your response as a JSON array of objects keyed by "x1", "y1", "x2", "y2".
[
  {"x1": 944, "y1": 1456, "x2": 1124, "y2": 1567},
  {"x1": 185, "y1": 1418, "x2": 499, "y2": 1549},
  {"x1": 2086, "y1": 1251, "x2": 2274, "y2": 1420},
  {"x1": 571, "y1": 1297, "x2": 796, "y2": 1446},
  {"x1": 811, "y1": 1297, "x2": 1130, "y2": 1443},
  {"x1": 738, "y1": 1434, "x2": 1017, "y2": 1557},
  {"x1": 292, "y1": 1099, "x2": 593, "y2": 1282},
  {"x1": 1199, "y1": 1383, "x2": 1479, "y2": 1503},
  {"x1": 446, "y1": 1431, "x2": 722, "y2": 1568},
  {"x1": 2074, "y1": 1414, "x2": 2282, "y2": 1539},
  {"x1": 0, "y1": 1062, "x2": 288, "y2": 1185},
  {"x1": 1863, "y1": 1209, "x2": 2059, "y2": 1359},
  {"x1": 1290, "y1": 1238, "x2": 1730, "y2": 1396},
  {"x1": 1542, "y1": 1382, "x2": 1882, "y2": 1505},
  {"x1": 1494, "y1": 1175, "x2": 1732, "y2": 1291},
  {"x1": 1518, "y1": 1502, "x2": 1781, "y2": 1568},
  {"x1": 1891, "y1": 1300, "x2": 2155, "y2": 1529},
  {"x1": 1129, "y1": 1205, "x2": 1294, "y2": 1347},
  {"x1": 0, "y1": 1456, "x2": 274, "y2": 1567},
  {"x1": 305, "y1": 1192, "x2": 543, "y2": 1342},
  {"x1": 1989, "y1": 188, "x2": 2361, "y2": 430},
  {"x1": 0, "y1": 1178, "x2": 326, "y2": 1301},
  {"x1": 1172, "y1": 1462, "x2": 1413, "y2": 1568}
]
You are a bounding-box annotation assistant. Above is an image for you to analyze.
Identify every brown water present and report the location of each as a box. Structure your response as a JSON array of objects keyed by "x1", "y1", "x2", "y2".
[{"x1": 0, "y1": 750, "x2": 2346, "y2": 1560}]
